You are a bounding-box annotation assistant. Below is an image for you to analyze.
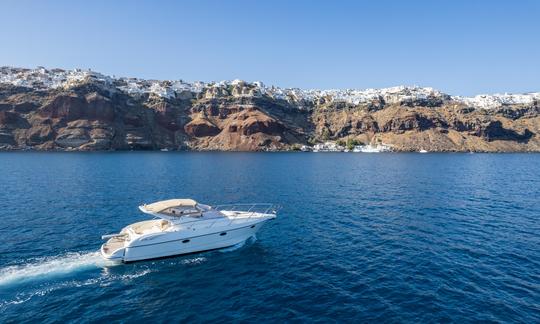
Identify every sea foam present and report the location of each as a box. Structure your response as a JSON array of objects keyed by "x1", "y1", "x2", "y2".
[{"x1": 0, "y1": 251, "x2": 115, "y2": 286}]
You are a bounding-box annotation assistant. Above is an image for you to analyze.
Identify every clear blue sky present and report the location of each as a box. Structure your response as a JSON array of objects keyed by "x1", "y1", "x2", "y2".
[{"x1": 0, "y1": 0, "x2": 538, "y2": 95}]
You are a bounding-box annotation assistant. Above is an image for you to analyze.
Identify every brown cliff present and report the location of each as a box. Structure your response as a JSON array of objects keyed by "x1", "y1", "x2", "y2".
[{"x1": 0, "y1": 70, "x2": 539, "y2": 152}]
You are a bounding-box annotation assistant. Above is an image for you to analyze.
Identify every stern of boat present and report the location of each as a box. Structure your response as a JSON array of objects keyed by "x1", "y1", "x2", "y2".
[{"x1": 100, "y1": 234, "x2": 128, "y2": 262}]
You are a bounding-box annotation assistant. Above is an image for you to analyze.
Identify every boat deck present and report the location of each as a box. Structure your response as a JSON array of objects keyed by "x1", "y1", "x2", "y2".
[{"x1": 102, "y1": 238, "x2": 125, "y2": 255}]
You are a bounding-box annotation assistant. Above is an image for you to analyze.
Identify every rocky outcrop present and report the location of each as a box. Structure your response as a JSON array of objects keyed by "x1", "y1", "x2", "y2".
[
  {"x1": 38, "y1": 93, "x2": 114, "y2": 122},
  {"x1": 184, "y1": 118, "x2": 220, "y2": 137},
  {"x1": 0, "y1": 66, "x2": 539, "y2": 152},
  {"x1": 310, "y1": 103, "x2": 540, "y2": 152},
  {"x1": 55, "y1": 120, "x2": 115, "y2": 150}
]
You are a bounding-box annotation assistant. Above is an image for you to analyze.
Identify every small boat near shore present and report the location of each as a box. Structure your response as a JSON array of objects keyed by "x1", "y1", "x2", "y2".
[
  {"x1": 101, "y1": 199, "x2": 278, "y2": 262},
  {"x1": 352, "y1": 144, "x2": 392, "y2": 153}
]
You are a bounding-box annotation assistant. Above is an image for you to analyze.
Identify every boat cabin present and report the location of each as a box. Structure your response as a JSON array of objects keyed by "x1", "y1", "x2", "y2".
[{"x1": 139, "y1": 199, "x2": 215, "y2": 220}]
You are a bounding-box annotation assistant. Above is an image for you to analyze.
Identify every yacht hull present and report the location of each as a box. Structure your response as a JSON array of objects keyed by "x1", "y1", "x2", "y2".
[{"x1": 101, "y1": 219, "x2": 270, "y2": 263}]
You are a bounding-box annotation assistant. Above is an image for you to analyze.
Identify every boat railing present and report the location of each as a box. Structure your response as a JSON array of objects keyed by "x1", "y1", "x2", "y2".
[{"x1": 211, "y1": 203, "x2": 280, "y2": 227}]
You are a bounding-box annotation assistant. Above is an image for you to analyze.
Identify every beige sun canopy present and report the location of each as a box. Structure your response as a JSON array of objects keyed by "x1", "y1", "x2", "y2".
[{"x1": 140, "y1": 199, "x2": 198, "y2": 213}]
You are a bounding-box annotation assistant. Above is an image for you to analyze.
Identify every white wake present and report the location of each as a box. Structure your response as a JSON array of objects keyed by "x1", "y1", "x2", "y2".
[
  {"x1": 0, "y1": 251, "x2": 114, "y2": 286},
  {"x1": 0, "y1": 267, "x2": 153, "y2": 309},
  {"x1": 0, "y1": 237, "x2": 258, "y2": 287}
]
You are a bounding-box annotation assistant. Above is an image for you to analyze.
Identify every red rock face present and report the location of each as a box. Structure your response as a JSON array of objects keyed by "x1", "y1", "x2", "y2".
[
  {"x1": 184, "y1": 118, "x2": 220, "y2": 137},
  {"x1": 238, "y1": 113, "x2": 283, "y2": 136},
  {"x1": 184, "y1": 109, "x2": 291, "y2": 151},
  {"x1": 84, "y1": 93, "x2": 115, "y2": 121},
  {"x1": 39, "y1": 95, "x2": 86, "y2": 120},
  {"x1": 38, "y1": 93, "x2": 114, "y2": 122},
  {"x1": 149, "y1": 102, "x2": 183, "y2": 131}
]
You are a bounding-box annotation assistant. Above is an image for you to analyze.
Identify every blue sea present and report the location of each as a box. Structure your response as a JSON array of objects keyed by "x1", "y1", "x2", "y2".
[{"x1": 0, "y1": 152, "x2": 539, "y2": 322}]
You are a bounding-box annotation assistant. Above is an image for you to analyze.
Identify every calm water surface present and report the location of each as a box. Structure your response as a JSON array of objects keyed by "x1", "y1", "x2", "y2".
[{"x1": 0, "y1": 152, "x2": 539, "y2": 322}]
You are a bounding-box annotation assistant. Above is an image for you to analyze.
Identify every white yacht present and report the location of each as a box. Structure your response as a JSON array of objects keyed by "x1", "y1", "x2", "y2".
[
  {"x1": 352, "y1": 144, "x2": 392, "y2": 153},
  {"x1": 312, "y1": 142, "x2": 345, "y2": 152},
  {"x1": 101, "y1": 199, "x2": 278, "y2": 262}
]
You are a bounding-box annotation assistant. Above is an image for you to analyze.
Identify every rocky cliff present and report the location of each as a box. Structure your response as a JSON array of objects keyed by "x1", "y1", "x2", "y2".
[{"x1": 1, "y1": 66, "x2": 539, "y2": 152}]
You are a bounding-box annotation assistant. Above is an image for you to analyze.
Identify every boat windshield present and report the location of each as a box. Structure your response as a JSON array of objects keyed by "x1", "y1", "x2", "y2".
[{"x1": 165, "y1": 206, "x2": 203, "y2": 217}]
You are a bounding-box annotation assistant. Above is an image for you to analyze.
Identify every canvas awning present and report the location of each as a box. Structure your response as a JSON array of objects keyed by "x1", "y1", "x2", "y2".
[{"x1": 140, "y1": 199, "x2": 198, "y2": 213}]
